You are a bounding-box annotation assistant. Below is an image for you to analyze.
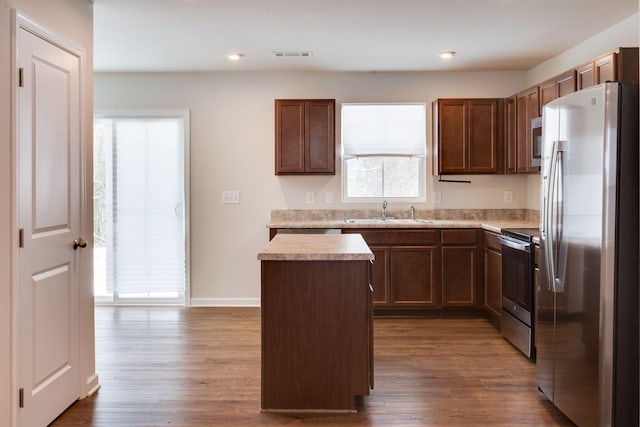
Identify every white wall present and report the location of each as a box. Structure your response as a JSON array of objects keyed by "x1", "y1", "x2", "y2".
[
  {"x1": 95, "y1": 71, "x2": 528, "y2": 305},
  {"x1": 527, "y1": 13, "x2": 639, "y2": 85},
  {"x1": 0, "y1": 1, "x2": 94, "y2": 426}
]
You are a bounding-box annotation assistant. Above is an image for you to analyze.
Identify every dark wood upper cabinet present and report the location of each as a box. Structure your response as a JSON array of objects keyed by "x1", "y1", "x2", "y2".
[
  {"x1": 539, "y1": 78, "x2": 557, "y2": 108},
  {"x1": 508, "y1": 47, "x2": 637, "y2": 175},
  {"x1": 577, "y1": 62, "x2": 595, "y2": 90},
  {"x1": 540, "y1": 70, "x2": 577, "y2": 108},
  {"x1": 557, "y1": 70, "x2": 577, "y2": 97},
  {"x1": 433, "y1": 98, "x2": 504, "y2": 175},
  {"x1": 595, "y1": 53, "x2": 617, "y2": 84},
  {"x1": 579, "y1": 48, "x2": 638, "y2": 90},
  {"x1": 275, "y1": 99, "x2": 335, "y2": 175},
  {"x1": 505, "y1": 96, "x2": 517, "y2": 174},
  {"x1": 515, "y1": 86, "x2": 540, "y2": 174}
]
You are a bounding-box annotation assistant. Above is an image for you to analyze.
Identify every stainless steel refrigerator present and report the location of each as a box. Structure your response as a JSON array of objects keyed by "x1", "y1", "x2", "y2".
[{"x1": 538, "y1": 82, "x2": 639, "y2": 426}]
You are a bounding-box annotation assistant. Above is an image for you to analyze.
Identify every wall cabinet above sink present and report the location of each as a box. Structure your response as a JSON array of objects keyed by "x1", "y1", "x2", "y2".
[{"x1": 432, "y1": 98, "x2": 504, "y2": 175}]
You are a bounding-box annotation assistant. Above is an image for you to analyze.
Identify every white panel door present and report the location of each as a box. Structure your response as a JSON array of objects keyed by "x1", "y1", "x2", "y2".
[{"x1": 17, "y1": 27, "x2": 82, "y2": 427}]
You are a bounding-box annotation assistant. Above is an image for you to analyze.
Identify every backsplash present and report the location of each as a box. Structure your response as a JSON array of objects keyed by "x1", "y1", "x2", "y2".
[{"x1": 271, "y1": 209, "x2": 540, "y2": 223}]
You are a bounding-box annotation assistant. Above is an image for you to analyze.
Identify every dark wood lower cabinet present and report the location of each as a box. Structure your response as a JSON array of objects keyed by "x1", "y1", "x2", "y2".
[
  {"x1": 369, "y1": 246, "x2": 390, "y2": 305},
  {"x1": 391, "y1": 246, "x2": 438, "y2": 307},
  {"x1": 441, "y1": 246, "x2": 476, "y2": 306},
  {"x1": 441, "y1": 229, "x2": 479, "y2": 307},
  {"x1": 261, "y1": 260, "x2": 372, "y2": 411},
  {"x1": 344, "y1": 228, "x2": 481, "y2": 314},
  {"x1": 483, "y1": 231, "x2": 502, "y2": 319}
]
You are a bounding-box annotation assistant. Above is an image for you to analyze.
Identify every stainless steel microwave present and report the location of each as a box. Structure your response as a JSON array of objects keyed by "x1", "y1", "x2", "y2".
[{"x1": 531, "y1": 116, "x2": 542, "y2": 167}]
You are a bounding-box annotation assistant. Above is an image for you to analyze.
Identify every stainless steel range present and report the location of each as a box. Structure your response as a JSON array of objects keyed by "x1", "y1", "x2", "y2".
[{"x1": 498, "y1": 227, "x2": 538, "y2": 361}]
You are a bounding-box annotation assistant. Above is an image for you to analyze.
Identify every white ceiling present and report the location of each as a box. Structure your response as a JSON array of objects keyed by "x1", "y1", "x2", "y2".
[{"x1": 93, "y1": 0, "x2": 639, "y2": 73}]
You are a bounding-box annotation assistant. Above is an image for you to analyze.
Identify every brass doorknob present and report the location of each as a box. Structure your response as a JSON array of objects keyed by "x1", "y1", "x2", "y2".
[{"x1": 72, "y1": 238, "x2": 88, "y2": 250}]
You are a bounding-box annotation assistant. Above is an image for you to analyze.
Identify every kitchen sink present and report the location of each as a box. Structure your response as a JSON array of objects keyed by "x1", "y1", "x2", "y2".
[{"x1": 344, "y1": 218, "x2": 433, "y2": 224}]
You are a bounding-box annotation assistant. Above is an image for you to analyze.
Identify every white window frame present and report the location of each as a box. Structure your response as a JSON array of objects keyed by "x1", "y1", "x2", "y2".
[
  {"x1": 341, "y1": 102, "x2": 427, "y2": 203},
  {"x1": 93, "y1": 110, "x2": 191, "y2": 306}
]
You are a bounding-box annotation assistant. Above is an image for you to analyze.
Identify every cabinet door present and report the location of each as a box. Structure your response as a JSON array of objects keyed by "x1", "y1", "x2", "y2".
[
  {"x1": 483, "y1": 231, "x2": 502, "y2": 319},
  {"x1": 556, "y1": 70, "x2": 577, "y2": 97},
  {"x1": 516, "y1": 86, "x2": 539, "y2": 173},
  {"x1": 468, "y1": 99, "x2": 501, "y2": 173},
  {"x1": 275, "y1": 100, "x2": 305, "y2": 173},
  {"x1": 275, "y1": 99, "x2": 335, "y2": 175},
  {"x1": 305, "y1": 100, "x2": 335, "y2": 174},
  {"x1": 441, "y1": 246, "x2": 477, "y2": 307},
  {"x1": 539, "y1": 78, "x2": 557, "y2": 108},
  {"x1": 369, "y1": 246, "x2": 390, "y2": 305},
  {"x1": 577, "y1": 62, "x2": 595, "y2": 90},
  {"x1": 437, "y1": 99, "x2": 468, "y2": 174},
  {"x1": 484, "y1": 248, "x2": 502, "y2": 319},
  {"x1": 505, "y1": 96, "x2": 517, "y2": 174},
  {"x1": 595, "y1": 53, "x2": 616, "y2": 84},
  {"x1": 390, "y1": 246, "x2": 438, "y2": 307}
]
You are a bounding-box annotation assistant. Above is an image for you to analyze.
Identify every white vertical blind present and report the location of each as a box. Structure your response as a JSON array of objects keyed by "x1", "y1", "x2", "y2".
[
  {"x1": 342, "y1": 103, "x2": 426, "y2": 158},
  {"x1": 112, "y1": 118, "x2": 185, "y2": 295},
  {"x1": 94, "y1": 116, "x2": 186, "y2": 300}
]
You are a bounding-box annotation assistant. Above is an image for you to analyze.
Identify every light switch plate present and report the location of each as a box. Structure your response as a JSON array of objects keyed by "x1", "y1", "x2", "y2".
[
  {"x1": 222, "y1": 191, "x2": 240, "y2": 204},
  {"x1": 306, "y1": 192, "x2": 315, "y2": 204},
  {"x1": 504, "y1": 191, "x2": 513, "y2": 203},
  {"x1": 324, "y1": 191, "x2": 334, "y2": 204},
  {"x1": 433, "y1": 191, "x2": 442, "y2": 204}
]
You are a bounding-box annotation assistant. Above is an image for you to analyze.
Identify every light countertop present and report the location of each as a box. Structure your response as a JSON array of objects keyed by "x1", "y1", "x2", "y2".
[
  {"x1": 257, "y1": 233, "x2": 374, "y2": 261},
  {"x1": 267, "y1": 219, "x2": 539, "y2": 234}
]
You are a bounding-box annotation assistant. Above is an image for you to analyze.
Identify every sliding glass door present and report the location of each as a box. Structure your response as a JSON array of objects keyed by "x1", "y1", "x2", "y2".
[{"x1": 94, "y1": 111, "x2": 189, "y2": 305}]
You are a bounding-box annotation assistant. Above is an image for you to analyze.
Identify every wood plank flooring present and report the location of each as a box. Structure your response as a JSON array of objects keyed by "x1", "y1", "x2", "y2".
[{"x1": 51, "y1": 307, "x2": 574, "y2": 426}]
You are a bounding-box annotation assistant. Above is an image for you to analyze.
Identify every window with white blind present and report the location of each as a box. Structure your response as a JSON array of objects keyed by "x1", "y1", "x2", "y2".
[
  {"x1": 93, "y1": 111, "x2": 189, "y2": 305},
  {"x1": 341, "y1": 103, "x2": 426, "y2": 201}
]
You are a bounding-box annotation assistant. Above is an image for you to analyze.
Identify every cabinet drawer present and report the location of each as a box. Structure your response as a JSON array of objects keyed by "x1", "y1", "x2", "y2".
[
  {"x1": 349, "y1": 229, "x2": 438, "y2": 246},
  {"x1": 484, "y1": 231, "x2": 501, "y2": 251},
  {"x1": 441, "y1": 229, "x2": 477, "y2": 245}
]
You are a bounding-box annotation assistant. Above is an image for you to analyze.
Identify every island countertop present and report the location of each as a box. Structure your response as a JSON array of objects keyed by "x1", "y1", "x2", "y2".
[{"x1": 257, "y1": 233, "x2": 374, "y2": 262}]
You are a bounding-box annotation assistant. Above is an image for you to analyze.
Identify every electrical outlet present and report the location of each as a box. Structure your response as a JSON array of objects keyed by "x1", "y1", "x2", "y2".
[
  {"x1": 306, "y1": 192, "x2": 315, "y2": 204},
  {"x1": 504, "y1": 191, "x2": 513, "y2": 203},
  {"x1": 433, "y1": 191, "x2": 442, "y2": 204},
  {"x1": 324, "y1": 191, "x2": 334, "y2": 204},
  {"x1": 222, "y1": 191, "x2": 240, "y2": 204}
]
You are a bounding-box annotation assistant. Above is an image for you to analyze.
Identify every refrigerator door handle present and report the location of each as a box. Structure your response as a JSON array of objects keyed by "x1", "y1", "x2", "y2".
[{"x1": 544, "y1": 140, "x2": 564, "y2": 293}]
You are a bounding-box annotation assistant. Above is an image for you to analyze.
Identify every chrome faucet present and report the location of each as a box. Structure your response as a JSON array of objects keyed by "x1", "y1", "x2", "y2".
[
  {"x1": 382, "y1": 200, "x2": 388, "y2": 219},
  {"x1": 410, "y1": 205, "x2": 415, "y2": 220}
]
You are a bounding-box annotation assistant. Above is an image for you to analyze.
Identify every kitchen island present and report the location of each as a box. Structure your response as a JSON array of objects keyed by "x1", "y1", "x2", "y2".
[{"x1": 258, "y1": 233, "x2": 374, "y2": 412}]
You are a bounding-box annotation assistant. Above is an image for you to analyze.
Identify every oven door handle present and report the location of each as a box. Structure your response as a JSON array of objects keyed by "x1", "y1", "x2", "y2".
[{"x1": 497, "y1": 235, "x2": 531, "y2": 252}]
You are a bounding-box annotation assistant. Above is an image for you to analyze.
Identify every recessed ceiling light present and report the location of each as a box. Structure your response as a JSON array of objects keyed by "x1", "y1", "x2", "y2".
[
  {"x1": 227, "y1": 53, "x2": 244, "y2": 61},
  {"x1": 438, "y1": 51, "x2": 456, "y2": 59}
]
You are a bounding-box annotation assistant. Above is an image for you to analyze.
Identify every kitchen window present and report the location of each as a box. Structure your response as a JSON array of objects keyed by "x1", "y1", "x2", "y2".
[{"x1": 341, "y1": 103, "x2": 426, "y2": 201}]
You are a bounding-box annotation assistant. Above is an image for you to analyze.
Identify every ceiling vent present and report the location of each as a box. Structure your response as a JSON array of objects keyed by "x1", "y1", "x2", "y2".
[{"x1": 273, "y1": 51, "x2": 313, "y2": 58}]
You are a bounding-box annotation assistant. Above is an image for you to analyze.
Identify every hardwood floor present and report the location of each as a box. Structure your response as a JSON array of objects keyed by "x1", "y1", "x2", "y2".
[{"x1": 51, "y1": 307, "x2": 574, "y2": 426}]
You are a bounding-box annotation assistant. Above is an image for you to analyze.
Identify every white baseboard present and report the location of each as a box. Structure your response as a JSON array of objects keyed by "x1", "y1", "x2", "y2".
[
  {"x1": 189, "y1": 298, "x2": 260, "y2": 307},
  {"x1": 84, "y1": 372, "x2": 100, "y2": 398}
]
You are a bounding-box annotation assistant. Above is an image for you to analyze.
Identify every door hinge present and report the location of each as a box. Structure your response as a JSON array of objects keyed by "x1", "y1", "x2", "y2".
[
  {"x1": 18, "y1": 68, "x2": 24, "y2": 87},
  {"x1": 19, "y1": 388, "x2": 24, "y2": 408},
  {"x1": 18, "y1": 228, "x2": 24, "y2": 248}
]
